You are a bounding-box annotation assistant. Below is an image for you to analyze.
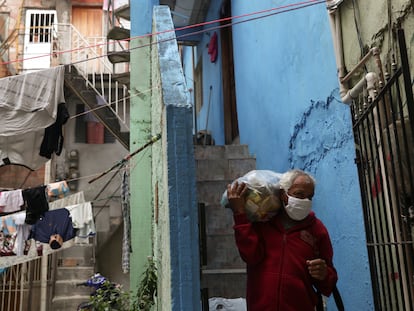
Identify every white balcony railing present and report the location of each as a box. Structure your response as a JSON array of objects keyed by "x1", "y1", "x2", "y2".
[{"x1": 52, "y1": 23, "x2": 129, "y2": 130}]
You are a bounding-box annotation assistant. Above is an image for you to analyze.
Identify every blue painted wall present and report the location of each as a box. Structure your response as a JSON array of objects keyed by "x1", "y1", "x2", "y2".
[
  {"x1": 192, "y1": 0, "x2": 226, "y2": 142},
  {"x1": 191, "y1": 0, "x2": 375, "y2": 309}
]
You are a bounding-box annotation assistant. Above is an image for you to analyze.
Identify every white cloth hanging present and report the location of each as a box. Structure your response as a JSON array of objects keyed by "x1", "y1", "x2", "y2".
[
  {"x1": 65, "y1": 202, "x2": 96, "y2": 238},
  {"x1": 0, "y1": 66, "x2": 65, "y2": 136},
  {"x1": 0, "y1": 66, "x2": 66, "y2": 169},
  {"x1": 0, "y1": 189, "x2": 24, "y2": 213},
  {"x1": 49, "y1": 191, "x2": 86, "y2": 209}
]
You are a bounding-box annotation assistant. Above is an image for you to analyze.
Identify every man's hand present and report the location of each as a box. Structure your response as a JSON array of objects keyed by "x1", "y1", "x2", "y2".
[
  {"x1": 306, "y1": 258, "x2": 328, "y2": 280},
  {"x1": 226, "y1": 181, "x2": 248, "y2": 215}
]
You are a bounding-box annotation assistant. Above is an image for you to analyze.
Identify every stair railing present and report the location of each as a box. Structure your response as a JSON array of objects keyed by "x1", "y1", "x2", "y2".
[
  {"x1": 0, "y1": 28, "x2": 19, "y2": 75},
  {"x1": 52, "y1": 23, "x2": 129, "y2": 130}
]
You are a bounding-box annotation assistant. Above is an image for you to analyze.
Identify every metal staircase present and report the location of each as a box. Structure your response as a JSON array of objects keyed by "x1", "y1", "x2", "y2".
[
  {"x1": 106, "y1": 0, "x2": 131, "y2": 68},
  {"x1": 52, "y1": 22, "x2": 130, "y2": 150},
  {"x1": 64, "y1": 65, "x2": 129, "y2": 149}
]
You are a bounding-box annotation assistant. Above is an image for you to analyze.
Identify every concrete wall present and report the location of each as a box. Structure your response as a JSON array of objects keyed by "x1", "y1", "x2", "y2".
[
  {"x1": 129, "y1": 0, "x2": 159, "y2": 292},
  {"x1": 130, "y1": 3, "x2": 200, "y2": 310},
  {"x1": 64, "y1": 99, "x2": 128, "y2": 287},
  {"x1": 338, "y1": 0, "x2": 414, "y2": 79},
  {"x1": 330, "y1": 1, "x2": 414, "y2": 309},
  {"x1": 189, "y1": 0, "x2": 374, "y2": 309},
  {"x1": 151, "y1": 6, "x2": 200, "y2": 310}
]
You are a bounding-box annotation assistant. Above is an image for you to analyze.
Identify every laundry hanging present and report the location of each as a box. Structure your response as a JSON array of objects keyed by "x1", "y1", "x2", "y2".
[
  {"x1": 0, "y1": 190, "x2": 90, "y2": 268},
  {"x1": 29, "y1": 208, "x2": 76, "y2": 247},
  {"x1": 0, "y1": 65, "x2": 66, "y2": 170},
  {"x1": 65, "y1": 202, "x2": 96, "y2": 238},
  {"x1": 49, "y1": 191, "x2": 85, "y2": 209},
  {"x1": 121, "y1": 170, "x2": 131, "y2": 273},
  {"x1": 208, "y1": 32, "x2": 218, "y2": 63},
  {"x1": 22, "y1": 186, "x2": 49, "y2": 225},
  {"x1": 0, "y1": 189, "x2": 24, "y2": 213}
]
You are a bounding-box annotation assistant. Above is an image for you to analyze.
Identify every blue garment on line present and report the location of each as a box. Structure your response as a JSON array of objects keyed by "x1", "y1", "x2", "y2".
[{"x1": 30, "y1": 208, "x2": 76, "y2": 243}]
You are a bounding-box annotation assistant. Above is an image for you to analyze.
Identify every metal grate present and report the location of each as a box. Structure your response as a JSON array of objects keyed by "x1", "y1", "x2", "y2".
[
  {"x1": 28, "y1": 12, "x2": 54, "y2": 43},
  {"x1": 0, "y1": 256, "x2": 55, "y2": 311},
  {"x1": 351, "y1": 28, "x2": 414, "y2": 311}
]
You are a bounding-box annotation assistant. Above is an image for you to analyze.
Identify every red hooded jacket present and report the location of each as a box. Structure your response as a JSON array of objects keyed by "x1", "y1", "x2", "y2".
[{"x1": 233, "y1": 211, "x2": 338, "y2": 311}]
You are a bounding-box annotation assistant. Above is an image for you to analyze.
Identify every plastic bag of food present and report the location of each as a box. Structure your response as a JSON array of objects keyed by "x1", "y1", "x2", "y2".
[{"x1": 221, "y1": 170, "x2": 282, "y2": 222}]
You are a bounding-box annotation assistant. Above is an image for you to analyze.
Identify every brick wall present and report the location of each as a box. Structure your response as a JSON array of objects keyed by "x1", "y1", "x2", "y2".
[{"x1": 0, "y1": 165, "x2": 45, "y2": 189}]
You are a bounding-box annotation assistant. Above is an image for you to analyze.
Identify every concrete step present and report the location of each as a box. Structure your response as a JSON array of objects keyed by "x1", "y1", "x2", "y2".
[
  {"x1": 53, "y1": 279, "x2": 94, "y2": 296},
  {"x1": 204, "y1": 234, "x2": 245, "y2": 269},
  {"x1": 58, "y1": 243, "x2": 94, "y2": 259},
  {"x1": 194, "y1": 145, "x2": 253, "y2": 160},
  {"x1": 196, "y1": 158, "x2": 256, "y2": 181},
  {"x1": 57, "y1": 243, "x2": 95, "y2": 268},
  {"x1": 52, "y1": 294, "x2": 91, "y2": 311},
  {"x1": 201, "y1": 203, "x2": 234, "y2": 236},
  {"x1": 197, "y1": 180, "x2": 234, "y2": 204},
  {"x1": 56, "y1": 266, "x2": 95, "y2": 280},
  {"x1": 196, "y1": 144, "x2": 255, "y2": 300},
  {"x1": 57, "y1": 256, "x2": 94, "y2": 268},
  {"x1": 195, "y1": 144, "x2": 256, "y2": 181},
  {"x1": 201, "y1": 273, "x2": 246, "y2": 298}
]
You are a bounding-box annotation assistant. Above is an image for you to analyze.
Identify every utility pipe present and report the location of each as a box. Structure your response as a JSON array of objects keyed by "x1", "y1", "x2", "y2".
[
  {"x1": 341, "y1": 47, "x2": 381, "y2": 84},
  {"x1": 327, "y1": 5, "x2": 348, "y2": 101},
  {"x1": 326, "y1": 3, "x2": 381, "y2": 104},
  {"x1": 342, "y1": 72, "x2": 378, "y2": 104}
]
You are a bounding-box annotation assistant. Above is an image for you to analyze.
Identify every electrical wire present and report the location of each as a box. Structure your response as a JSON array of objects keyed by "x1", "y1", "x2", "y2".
[
  {"x1": 68, "y1": 84, "x2": 160, "y2": 120},
  {"x1": 0, "y1": 0, "x2": 325, "y2": 67},
  {"x1": 0, "y1": 1, "x2": 326, "y2": 124},
  {"x1": 56, "y1": 0, "x2": 326, "y2": 68},
  {"x1": 0, "y1": 0, "x2": 325, "y2": 187}
]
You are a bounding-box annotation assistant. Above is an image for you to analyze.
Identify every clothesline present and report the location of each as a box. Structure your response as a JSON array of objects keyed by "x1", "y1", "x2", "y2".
[
  {"x1": 0, "y1": 129, "x2": 150, "y2": 201},
  {"x1": 0, "y1": 0, "x2": 325, "y2": 67},
  {"x1": 0, "y1": 133, "x2": 157, "y2": 197},
  {"x1": 88, "y1": 133, "x2": 161, "y2": 183},
  {"x1": 0, "y1": 165, "x2": 127, "y2": 200},
  {"x1": 0, "y1": 191, "x2": 96, "y2": 267},
  {"x1": 68, "y1": 84, "x2": 160, "y2": 120},
  {"x1": 68, "y1": 0, "x2": 327, "y2": 68}
]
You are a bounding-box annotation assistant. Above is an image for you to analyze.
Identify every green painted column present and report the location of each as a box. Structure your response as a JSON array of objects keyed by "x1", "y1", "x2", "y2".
[{"x1": 129, "y1": 0, "x2": 158, "y2": 290}]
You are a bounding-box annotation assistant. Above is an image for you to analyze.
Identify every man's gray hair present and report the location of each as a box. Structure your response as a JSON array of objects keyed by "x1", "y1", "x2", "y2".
[{"x1": 279, "y1": 169, "x2": 316, "y2": 191}]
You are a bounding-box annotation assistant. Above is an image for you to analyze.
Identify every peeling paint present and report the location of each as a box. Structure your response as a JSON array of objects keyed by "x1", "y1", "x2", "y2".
[{"x1": 289, "y1": 89, "x2": 353, "y2": 172}]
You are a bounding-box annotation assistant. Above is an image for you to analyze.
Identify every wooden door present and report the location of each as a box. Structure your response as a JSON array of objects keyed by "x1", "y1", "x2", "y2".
[
  {"x1": 72, "y1": 6, "x2": 103, "y2": 39},
  {"x1": 220, "y1": 0, "x2": 239, "y2": 144},
  {"x1": 72, "y1": 6, "x2": 104, "y2": 73}
]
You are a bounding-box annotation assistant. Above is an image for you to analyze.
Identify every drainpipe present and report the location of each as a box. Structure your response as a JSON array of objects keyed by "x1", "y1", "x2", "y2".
[
  {"x1": 340, "y1": 47, "x2": 382, "y2": 85},
  {"x1": 326, "y1": 2, "x2": 382, "y2": 105},
  {"x1": 341, "y1": 72, "x2": 379, "y2": 104},
  {"x1": 326, "y1": 2, "x2": 348, "y2": 101}
]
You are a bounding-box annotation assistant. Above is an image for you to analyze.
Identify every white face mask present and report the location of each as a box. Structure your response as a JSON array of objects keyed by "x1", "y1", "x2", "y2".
[{"x1": 285, "y1": 194, "x2": 312, "y2": 220}]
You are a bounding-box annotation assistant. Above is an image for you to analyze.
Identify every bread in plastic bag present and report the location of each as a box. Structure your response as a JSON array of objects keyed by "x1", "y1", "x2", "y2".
[{"x1": 221, "y1": 170, "x2": 282, "y2": 222}]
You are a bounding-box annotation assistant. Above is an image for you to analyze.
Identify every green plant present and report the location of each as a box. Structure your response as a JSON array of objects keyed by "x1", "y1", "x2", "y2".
[
  {"x1": 132, "y1": 257, "x2": 158, "y2": 310},
  {"x1": 89, "y1": 281, "x2": 130, "y2": 311}
]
